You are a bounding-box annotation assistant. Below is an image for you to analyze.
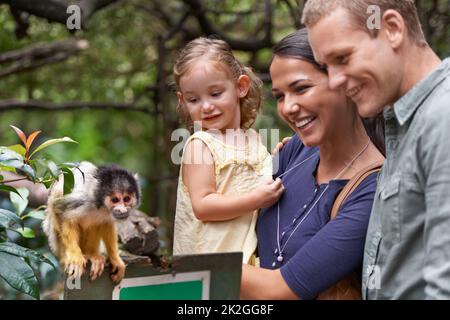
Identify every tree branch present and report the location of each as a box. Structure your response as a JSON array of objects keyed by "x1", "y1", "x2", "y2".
[
  {"x1": 10, "y1": 7, "x2": 30, "y2": 39},
  {"x1": 1, "y1": 0, "x2": 120, "y2": 28},
  {"x1": 181, "y1": 0, "x2": 273, "y2": 51},
  {"x1": 0, "y1": 171, "x2": 48, "y2": 207},
  {"x1": 280, "y1": 0, "x2": 302, "y2": 29},
  {"x1": 163, "y1": 10, "x2": 191, "y2": 41},
  {"x1": 0, "y1": 99, "x2": 153, "y2": 114},
  {"x1": 134, "y1": 2, "x2": 175, "y2": 29},
  {"x1": 0, "y1": 39, "x2": 89, "y2": 78},
  {"x1": 1, "y1": 178, "x2": 29, "y2": 184},
  {"x1": 206, "y1": 8, "x2": 262, "y2": 16},
  {"x1": 0, "y1": 39, "x2": 88, "y2": 64}
]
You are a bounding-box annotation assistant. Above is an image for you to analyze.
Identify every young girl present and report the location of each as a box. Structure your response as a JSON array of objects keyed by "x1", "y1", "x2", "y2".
[{"x1": 172, "y1": 37, "x2": 284, "y2": 264}]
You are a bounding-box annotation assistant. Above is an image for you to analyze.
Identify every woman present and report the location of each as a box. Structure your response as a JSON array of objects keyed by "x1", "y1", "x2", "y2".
[{"x1": 240, "y1": 29, "x2": 385, "y2": 299}]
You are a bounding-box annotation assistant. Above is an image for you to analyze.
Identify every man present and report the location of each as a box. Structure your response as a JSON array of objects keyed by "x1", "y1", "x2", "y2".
[{"x1": 302, "y1": 0, "x2": 450, "y2": 299}]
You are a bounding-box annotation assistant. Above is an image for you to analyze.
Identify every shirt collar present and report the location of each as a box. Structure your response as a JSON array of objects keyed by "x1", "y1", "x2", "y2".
[{"x1": 393, "y1": 58, "x2": 450, "y2": 126}]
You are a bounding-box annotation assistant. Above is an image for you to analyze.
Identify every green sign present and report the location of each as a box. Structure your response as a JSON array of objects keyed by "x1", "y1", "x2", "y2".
[
  {"x1": 64, "y1": 252, "x2": 242, "y2": 300},
  {"x1": 112, "y1": 271, "x2": 210, "y2": 300}
]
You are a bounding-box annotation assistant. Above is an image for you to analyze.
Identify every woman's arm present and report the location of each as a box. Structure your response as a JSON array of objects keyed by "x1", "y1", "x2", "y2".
[
  {"x1": 183, "y1": 139, "x2": 284, "y2": 222},
  {"x1": 240, "y1": 264, "x2": 298, "y2": 300}
]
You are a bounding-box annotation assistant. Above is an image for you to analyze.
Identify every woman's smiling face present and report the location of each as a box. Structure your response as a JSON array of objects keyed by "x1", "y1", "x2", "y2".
[{"x1": 270, "y1": 56, "x2": 352, "y2": 147}]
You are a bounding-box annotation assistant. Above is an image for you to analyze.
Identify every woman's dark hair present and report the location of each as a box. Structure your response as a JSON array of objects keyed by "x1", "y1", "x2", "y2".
[
  {"x1": 272, "y1": 28, "x2": 323, "y2": 71},
  {"x1": 272, "y1": 28, "x2": 386, "y2": 156}
]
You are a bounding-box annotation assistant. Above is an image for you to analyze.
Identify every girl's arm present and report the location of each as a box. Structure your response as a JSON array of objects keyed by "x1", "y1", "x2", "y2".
[
  {"x1": 240, "y1": 264, "x2": 298, "y2": 300},
  {"x1": 182, "y1": 139, "x2": 284, "y2": 222}
]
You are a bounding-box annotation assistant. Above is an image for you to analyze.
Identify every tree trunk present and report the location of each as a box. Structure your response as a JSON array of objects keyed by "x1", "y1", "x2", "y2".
[{"x1": 116, "y1": 209, "x2": 160, "y2": 256}]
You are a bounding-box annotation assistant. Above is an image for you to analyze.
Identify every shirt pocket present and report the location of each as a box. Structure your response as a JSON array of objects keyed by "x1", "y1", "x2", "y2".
[
  {"x1": 379, "y1": 175, "x2": 401, "y2": 247},
  {"x1": 400, "y1": 172, "x2": 425, "y2": 228}
]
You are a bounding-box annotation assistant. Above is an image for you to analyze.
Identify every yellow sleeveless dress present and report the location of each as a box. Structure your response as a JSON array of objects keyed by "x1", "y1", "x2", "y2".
[{"x1": 173, "y1": 129, "x2": 272, "y2": 264}]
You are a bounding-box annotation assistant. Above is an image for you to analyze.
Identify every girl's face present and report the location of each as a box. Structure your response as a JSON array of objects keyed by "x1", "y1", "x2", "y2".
[
  {"x1": 270, "y1": 56, "x2": 353, "y2": 147},
  {"x1": 177, "y1": 61, "x2": 249, "y2": 132}
]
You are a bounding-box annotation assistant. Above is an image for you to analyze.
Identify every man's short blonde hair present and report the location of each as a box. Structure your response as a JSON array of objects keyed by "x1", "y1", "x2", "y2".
[{"x1": 302, "y1": 0, "x2": 426, "y2": 45}]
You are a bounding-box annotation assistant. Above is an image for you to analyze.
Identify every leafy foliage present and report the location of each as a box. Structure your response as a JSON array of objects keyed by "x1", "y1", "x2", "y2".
[
  {"x1": 1, "y1": 125, "x2": 78, "y2": 189},
  {"x1": 0, "y1": 1, "x2": 448, "y2": 298},
  {"x1": 0, "y1": 126, "x2": 77, "y2": 299}
]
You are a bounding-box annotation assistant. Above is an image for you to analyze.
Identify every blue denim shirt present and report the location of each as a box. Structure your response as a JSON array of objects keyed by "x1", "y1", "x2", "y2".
[{"x1": 362, "y1": 58, "x2": 450, "y2": 299}]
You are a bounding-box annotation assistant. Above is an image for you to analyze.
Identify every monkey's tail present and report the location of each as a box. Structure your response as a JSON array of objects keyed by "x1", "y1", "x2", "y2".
[
  {"x1": 42, "y1": 211, "x2": 59, "y2": 256},
  {"x1": 43, "y1": 176, "x2": 64, "y2": 257}
]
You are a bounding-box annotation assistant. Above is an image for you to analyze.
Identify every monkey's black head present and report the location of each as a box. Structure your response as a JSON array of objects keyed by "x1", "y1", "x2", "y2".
[{"x1": 94, "y1": 164, "x2": 141, "y2": 220}]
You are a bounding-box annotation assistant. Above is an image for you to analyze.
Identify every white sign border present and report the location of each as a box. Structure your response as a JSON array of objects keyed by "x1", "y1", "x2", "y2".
[{"x1": 112, "y1": 270, "x2": 211, "y2": 300}]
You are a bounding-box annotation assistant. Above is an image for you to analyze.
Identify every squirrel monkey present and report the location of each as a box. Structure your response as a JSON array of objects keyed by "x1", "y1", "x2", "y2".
[{"x1": 43, "y1": 161, "x2": 140, "y2": 282}]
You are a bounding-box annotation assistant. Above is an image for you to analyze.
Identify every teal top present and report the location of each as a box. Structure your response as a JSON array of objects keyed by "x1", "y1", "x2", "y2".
[{"x1": 363, "y1": 58, "x2": 450, "y2": 299}]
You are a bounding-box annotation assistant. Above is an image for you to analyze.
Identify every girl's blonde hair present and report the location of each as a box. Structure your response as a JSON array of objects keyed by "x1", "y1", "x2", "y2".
[{"x1": 173, "y1": 37, "x2": 263, "y2": 130}]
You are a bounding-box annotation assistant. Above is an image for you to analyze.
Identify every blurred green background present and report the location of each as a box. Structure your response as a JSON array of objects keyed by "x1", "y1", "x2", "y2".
[{"x1": 0, "y1": 0, "x2": 448, "y2": 299}]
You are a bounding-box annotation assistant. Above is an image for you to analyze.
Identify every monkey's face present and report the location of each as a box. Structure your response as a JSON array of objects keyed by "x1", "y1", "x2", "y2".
[{"x1": 104, "y1": 192, "x2": 137, "y2": 220}]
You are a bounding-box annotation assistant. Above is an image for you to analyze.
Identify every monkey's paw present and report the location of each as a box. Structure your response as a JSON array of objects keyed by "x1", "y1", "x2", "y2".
[
  {"x1": 64, "y1": 255, "x2": 87, "y2": 280},
  {"x1": 86, "y1": 254, "x2": 106, "y2": 281},
  {"x1": 109, "y1": 258, "x2": 126, "y2": 283}
]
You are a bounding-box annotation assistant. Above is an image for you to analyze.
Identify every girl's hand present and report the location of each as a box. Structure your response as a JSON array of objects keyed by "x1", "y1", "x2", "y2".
[
  {"x1": 252, "y1": 177, "x2": 285, "y2": 208},
  {"x1": 272, "y1": 136, "x2": 292, "y2": 156}
]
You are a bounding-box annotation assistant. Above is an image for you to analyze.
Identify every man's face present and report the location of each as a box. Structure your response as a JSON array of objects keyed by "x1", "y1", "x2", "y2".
[{"x1": 308, "y1": 8, "x2": 402, "y2": 117}]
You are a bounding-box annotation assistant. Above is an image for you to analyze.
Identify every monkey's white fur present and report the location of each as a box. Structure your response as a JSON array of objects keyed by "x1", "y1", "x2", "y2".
[{"x1": 43, "y1": 161, "x2": 113, "y2": 256}]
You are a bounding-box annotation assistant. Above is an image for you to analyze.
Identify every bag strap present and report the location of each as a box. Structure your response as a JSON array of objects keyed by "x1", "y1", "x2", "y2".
[{"x1": 330, "y1": 160, "x2": 384, "y2": 220}]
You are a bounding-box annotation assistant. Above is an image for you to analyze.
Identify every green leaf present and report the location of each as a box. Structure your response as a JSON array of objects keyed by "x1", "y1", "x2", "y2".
[
  {"x1": 0, "y1": 252, "x2": 39, "y2": 300},
  {"x1": 0, "y1": 165, "x2": 16, "y2": 173},
  {"x1": 0, "y1": 159, "x2": 23, "y2": 170},
  {"x1": 60, "y1": 162, "x2": 80, "y2": 167},
  {"x1": 42, "y1": 180, "x2": 53, "y2": 189},
  {"x1": 0, "y1": 242, "x2": 55, "y2": 269},
  {"x1": 5, "y1": 227, "x2": 22, "y2": 236},
  {"x1": 7, "y1": 144, "x2": 26, "y2": 157},
  {"x1": 0, "y1": 208, "x2": 22, "y2": 228},
  {"x1": 61, "y1": 162, "x2": 84, "y2": 183},
  {"x1": 47, "y1": 160, "x2": 60, "y2": 178},
  {"x1": 28, "y1": 159, "x2": 37, "y2": 172},
  {"x1": 23, "y1": 210, "x2": 46, "y2": 220},
  {"x1": 19, "y1": 164, "x2": 36, "y2": 180},
  {"x1": 29, "y1": 137, "x2": 78, "y2": 158},
  {"x1": 0, "y1": 174, "x2": 3, "y2": 181},
  {"x1": 0, "y1": 147, "x2": 24, "y2": 162},
  {"x1": 10, "y1": 187, "x2": 29, "y2": 216},
  {"x1": 61, "y1": 167, "x2": 75, "y2": 195},
  {"x1": 0, "y1": 159, "x2": 36, "y2": 180},
  {"x1": 16, "y1": 227, "x2": 35, "y2": 238},
  {"x1": 0, "y1": 185, "x2": 23, "y2": 198}
]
